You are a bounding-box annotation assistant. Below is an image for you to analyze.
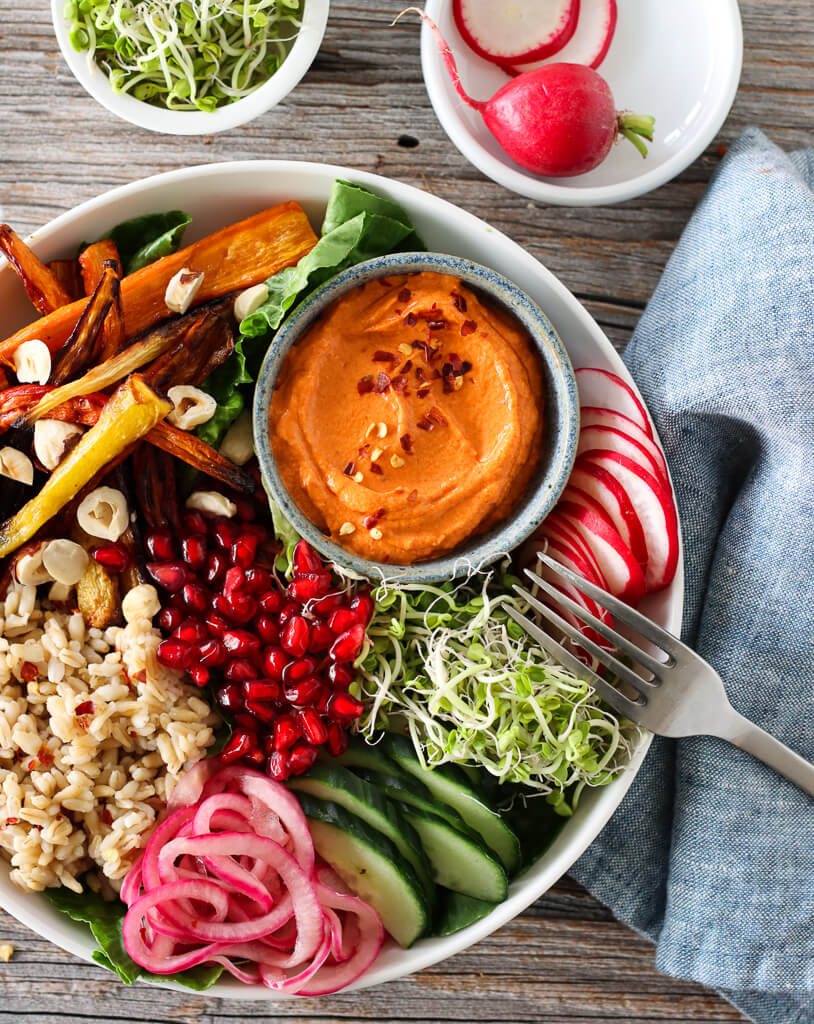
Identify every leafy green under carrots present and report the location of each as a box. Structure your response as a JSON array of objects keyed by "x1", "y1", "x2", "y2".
[
  {"x1": 106, "y1": 210, "x2": 192, "y2": 274},
  {"x1": 196, "y1": 179, "x2": 424, "y2": 450},
  {"x1": 45, "y1": 887, "x2": 222, "y2": 990}
]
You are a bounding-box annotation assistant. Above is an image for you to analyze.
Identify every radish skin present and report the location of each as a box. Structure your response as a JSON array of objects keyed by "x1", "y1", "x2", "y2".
[
  {"x1": 399, "y1": 8, "x2": 654, "y2": 177},
  {"x1": 506, "y1": 0, "x2": 617, "y2": 73},
  {"x1": 454, "y1": 0, "x2": 580, "y2": 64}
]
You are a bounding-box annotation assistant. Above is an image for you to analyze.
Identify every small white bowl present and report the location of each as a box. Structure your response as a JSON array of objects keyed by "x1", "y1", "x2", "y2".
[
  {"x1": 421, "y1": 0, "x2": 743, "y2": 205},
  {"x1": 51, "y1": 0, "x2": 329, "y2": 135}
]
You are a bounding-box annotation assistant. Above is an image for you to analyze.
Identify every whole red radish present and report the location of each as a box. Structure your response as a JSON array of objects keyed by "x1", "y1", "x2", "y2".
[{"x1": 398, "y1": 8, "x2": 655, "y2": 178}]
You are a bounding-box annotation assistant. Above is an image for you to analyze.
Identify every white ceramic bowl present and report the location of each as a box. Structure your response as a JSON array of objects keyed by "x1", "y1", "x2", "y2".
[
  {"x1": 51, "y1": 0, "x2": 330, "y2": 135},
  {"x1": 0, "y1": 161, "x2": 684, "y2": 996},
  {"x1": 421, "y1": 0, "x2": 743, "y2": 205}
]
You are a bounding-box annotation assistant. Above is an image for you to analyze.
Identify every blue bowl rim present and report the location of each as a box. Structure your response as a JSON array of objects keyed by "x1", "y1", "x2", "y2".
[{"x1": 252, "y1": 251, "x2": 579, "y2": 583}]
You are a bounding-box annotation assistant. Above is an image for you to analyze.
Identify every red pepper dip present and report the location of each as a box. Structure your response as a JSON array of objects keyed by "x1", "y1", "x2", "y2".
[{"x1": 268, "y1": 271, "x2": 544, "y2": 563}]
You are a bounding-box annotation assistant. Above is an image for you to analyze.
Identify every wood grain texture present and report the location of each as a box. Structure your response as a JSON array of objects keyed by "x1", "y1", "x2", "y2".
[{"x1": 0, "y1": 1, "x2": 811, "y2": 1020}]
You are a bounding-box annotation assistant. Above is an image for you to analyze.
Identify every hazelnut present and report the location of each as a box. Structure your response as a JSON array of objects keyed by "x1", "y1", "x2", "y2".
[
  {"x1": 0, "y1": 447, "x2": 34, "y2": 485},
  {"x1": 121, "y1": 584, "x2": 161, "y2": 624},
  {"x1": 77, "y1": 487, "x2": 129, "y2": 541},
  {"x1": 233, "y1": 284, "x2": 269, "y2": 322},
  {"x1": 185, "y1": 491, "x2": 237, "y2": 518},
  {"x1": 42, "y1": 539, "x2": 89, "y2": 586},
  {"x1": 219, "y1": 410, "x2": 254, "y2": 466},
  {"x1": 14, "y1": 544, "x2": 52, "y2": 587},
  {"x1": 13, "y1": 339, "x2": 51, "y2": 385},
  {"x1": 167, "y1": 386, "x2": 217, "y2": 431},
  {"x1": 34, "y1": 420, "x2": 84, "y2": 471},
  {"x1": 164, "y1": 267, "x2": 204, "y2": 314}
]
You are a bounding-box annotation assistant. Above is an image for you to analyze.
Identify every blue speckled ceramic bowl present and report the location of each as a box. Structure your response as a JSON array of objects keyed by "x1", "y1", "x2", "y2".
[{"x1": 253, "y1": 252, "x2": 579, "y2": 583}]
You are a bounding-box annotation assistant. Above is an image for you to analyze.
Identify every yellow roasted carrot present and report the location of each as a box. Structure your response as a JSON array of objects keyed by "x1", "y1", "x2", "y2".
[
  {"x1": 0, "y1": 202, "x2": 318, "y2": 366},
  {"x1": 0, "y1": 375, "x2": 171, "y2": 558}
]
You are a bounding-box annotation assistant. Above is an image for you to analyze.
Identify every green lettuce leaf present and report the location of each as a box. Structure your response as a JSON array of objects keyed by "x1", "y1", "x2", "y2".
[
  {"x1": 104, "y1": 211, "x2": 192, "y2": 274},
  {"x1": 45, "y1": 887, "x2": 222, "y2": 990}
]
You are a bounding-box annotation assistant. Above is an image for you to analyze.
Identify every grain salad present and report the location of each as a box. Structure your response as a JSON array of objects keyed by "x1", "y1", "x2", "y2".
[{"x1": 0, "y1": 580, "x2": 218, "y2": 896}]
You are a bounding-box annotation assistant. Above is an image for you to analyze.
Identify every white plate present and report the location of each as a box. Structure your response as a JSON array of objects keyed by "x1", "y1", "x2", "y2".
[
  {"x1": 421, "y1": 0, "x2": 743, "y2": 205},
  {"x1": 0, "y1": 161, "x2": 683, "y2": 996},
  {"x1": 51, "y1": 0, "x2": 330, "y2": 136}
]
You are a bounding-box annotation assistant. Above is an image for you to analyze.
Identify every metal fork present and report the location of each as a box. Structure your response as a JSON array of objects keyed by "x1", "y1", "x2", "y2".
[{"x1": 506, "y1": 552, "x2": 814, "y2": 797}]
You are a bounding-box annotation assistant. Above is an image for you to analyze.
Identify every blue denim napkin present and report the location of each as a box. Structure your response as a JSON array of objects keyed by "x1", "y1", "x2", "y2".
[{"x1": 571, "y1": 128, "x2": 814, "y2": 1024}]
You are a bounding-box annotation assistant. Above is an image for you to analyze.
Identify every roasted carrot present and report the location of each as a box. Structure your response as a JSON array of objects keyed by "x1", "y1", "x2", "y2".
[
  {"x1": 80, "y1": 241, "x2": 126, "y2": 358},
  {"x1": 47, "y1": 260, "x2": 84, "y2": 303},
  {"x1": 141, "y1": 306, "x2": 234, "y2": 392},
  {"x1": 50, "y1": 265, "x2": 119, "y2": 384},
  {"x1": 148, "y1": 420, "x2": 255, "y2": 494},
  {"x1": 0, "y1": 224, "x2": 73, "y2": 315},
  {"x1": 0, "y1": 202, "x2": 318, "y2": 366},
  {"x1": 0, "y1": 385, "x2": 106, "y2": 433}
]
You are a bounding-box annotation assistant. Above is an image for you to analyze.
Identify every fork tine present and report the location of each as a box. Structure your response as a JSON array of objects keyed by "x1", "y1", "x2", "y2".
[
  {"x1": 504, "y1": 606, "x2": 641, "y2": 720},
  {"x1": 514, "y1": 585, "x2": 651, "y2": 700},
  {"x1": 524, "y1": 568, "x2": 666, "y2": 679},
  {"x1": 534, "y1": 552, "x2": 681, "y2": 658}
]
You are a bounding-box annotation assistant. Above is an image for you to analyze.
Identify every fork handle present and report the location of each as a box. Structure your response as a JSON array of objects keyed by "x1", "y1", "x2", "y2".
[{"x1": 713, "y1": 711, "x2": 814, "y2": 797}]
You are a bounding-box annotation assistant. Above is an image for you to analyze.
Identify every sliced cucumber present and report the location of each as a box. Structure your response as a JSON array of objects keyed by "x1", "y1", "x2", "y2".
[
  {"x1": 381, "y1": 734, "x2": 521, "y2": 874},
  {"x1": 433, "y1": 889, "x2": 500, "y2": 937},
  {"x1": 400, "y1": 806, "x2": 508, "y2": 902},
  {"x1": 356, "y1": 767, "x2": 479, "y2": 839},
  {"x1": 334, "y1": 743, "x2": 409, "y2": 780},
  {"x1": 295, "y1": 792, "x2": 430, "y2": 948},
  {"x1": 288, "y1": 763, "x2": 434, "y2": 899}
]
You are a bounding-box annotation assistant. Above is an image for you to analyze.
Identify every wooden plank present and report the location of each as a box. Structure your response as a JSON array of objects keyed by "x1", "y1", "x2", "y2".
[{"x1": 0, "y1": 0, "x2": 809, "y2": 1018}]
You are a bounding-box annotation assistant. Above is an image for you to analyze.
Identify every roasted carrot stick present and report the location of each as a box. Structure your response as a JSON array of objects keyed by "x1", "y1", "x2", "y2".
[
  {"x1": 0, "y1": 202, "x2": 318, "y2": 366},
  {"x1": 79, "y1": 239, "x2": 121, "y2": 294},
  {"x1": 50, "y1": 265, "x2": 118, "y2": 384},
  {"x1": 80, "y1": 241, "x2": 126, "y2": 358},
  {"x1": 0, "y1": 225, "x2": 73, "y2": 315},
  {"x1": 147, "y1": 420, "x2": 255, "y2": 493},
  {"x1": 47, "y1": 260, "x2": 84, "y2": 303}
]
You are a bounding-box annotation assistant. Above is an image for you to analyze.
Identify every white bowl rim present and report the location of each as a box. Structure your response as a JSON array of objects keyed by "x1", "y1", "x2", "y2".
[
  {"x1": 50, "y1": 0, "x2": 330, "y2": 135},
  {"x1": 0, "y1": 159, "x2": 684, "y2": 998},
  {"x1": 420, "y1": 0, "x2": 743, "y2": 206}
]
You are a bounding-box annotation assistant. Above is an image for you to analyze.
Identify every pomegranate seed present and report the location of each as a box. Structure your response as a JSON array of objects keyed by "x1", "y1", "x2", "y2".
[
  {"x1": 242, "y1": 679, "x2": 281, "y2": 702},
  {"x1": 174, "y1": 618, "x2": 208, "y2": 645},
  {"x1": 204, "y1": 551, "x2": 228, "y2": 585},
  {"x1": 231, "y1": 533, "x2": 259, "y2": 568},
  {"x1": 233, "y1": 497, "x2": 257, "y2": 522},
  {"x1": 157, "y1": 638, "x2": 192, "y2": 670},
  {"x1": 317, "y1": 689, "x2": 332, "y2": 714},
  {"x1": 181, "y1": 535, "x2": 208, "y2": 570},
  {"x1": 329, "y1": 624, "x2": 365, "y2": 664},
  {"x1": 220, "y1": 730, "x2": 254, "y2": 764},
  {"x1": 147, "y1": 561, "x2": 189, "y2": 594},
  {"x1": 146, "y1": 530, "x2": 176, "y2": 560},
  {"x1": 259, "y1": 589, "x2": 285, "y2": 614},
  {"x1": 158, "y1": 606, "x2": 183, "y2": 634},
  {"x1": 277, "y1": 601, "x2": 300, "y2": 627},
  {"x1": 350, "y1": 593, "x2": 375, "y2": 626},
  {"x1": 281, "y1": 656, "x2": 318, "y2": 685},
  {"x1": 216, "y1": 683, "x2": 243, "y2": 711},
  {"x1": 233, "y1": 712, "x2": 260, "y2": 733},
  {"x1": 244, "y1": 746, "x2": 266, "y2": 766},
  {"x1": 183, "y1": 511, "x2": 208, "y2": 535},
  {"x1": 299, "y1": 708, "x2": 329, "y2": 745},
  {"x1": 254, "y1": 615, "x2": 280, "y2": 645},
  {"x1": 75, "y1": 700, "x2": 95, "y2": 716},
  {"x1": 288, "y1": 572, "x2": 332, "y2": 604},
  {"x1": 205, "y1": 611, "x2": 230, "y2": 636},
  {"x1": 326, "y1": 691, "x2": 365, "y2": 721},
  {"x1": 223, "y1": 566, "x2": 247, "y2": 596},
  {"x1": 308, "y1": 622, "x2": 335, "y2": 653},
  {"x1": 222, "y1": 629, "x2": 260, "y2": 658},
  {"x1": 212, "y1": 520, "x2": 239, "y2": 551},
  {"x1": 267, "y1": 750, "x2": 291, "y2": 781},
  {"x1": 288, "y1": 741, "x2": 319, "y2": 776},
  {"x1": 281, "y1": 616, "x2": 310, "y2": 656},
  {"x1": 91, "y1": 543, "x2": 131, "y2": 572},
  {"x1": 273, "y1": 714, "x2": 301, "y2": 751},
  {"x1": 263, "y1": 647, "x2": 290, "y2": 680},
  {"x1": 224, "y1": 658, "x2": 259, "y2": 682},
  {"x1": 189, "y1": 666, "x2": 210, "y2": 687},
  {"x1": 224, "y1": 589, "x2": 256, "y2": 623},
  {"x1": 292, "y1": 540, "x2": 322, "y2": 575},
  {"x1": 328, "y1": 663, "x2": 354, "y2": 689},
  {"x1": 245, "y1": 699, "x2": 278, "y2": 725},
  {"x1": 328, "y1": 608, "x2": 357, "y2": 635},
  {"x1": 327, "y1": 723, "x2": 349, "y2": 757},
  {"x1": 285, "y1": 677, "x2": 325, "y2": 707},
  {"x1": 183, "y1": 583, "x2": 210, "y2": 615},
  {"x1": 262, "y1": 733, "x2": 276, "y2": 756},
  {"x1": 198, "y1": 638, "x2": 227, "y2": 667},
  {"x1": 244, "y1": 568, "x2": 273, "y2": 595},
  {"x1": 311, "y1": 593, "x2": 344, "y2": 618}
]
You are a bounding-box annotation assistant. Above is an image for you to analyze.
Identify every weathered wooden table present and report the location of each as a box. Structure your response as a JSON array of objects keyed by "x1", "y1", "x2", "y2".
[{"x1": 0, "y1": 2, "x2": 810, "y2": 1021}]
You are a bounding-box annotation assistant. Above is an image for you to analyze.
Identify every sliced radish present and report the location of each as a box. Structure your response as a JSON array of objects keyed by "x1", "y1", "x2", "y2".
[
  {"x1": 453, "y1": 0, "x2": 580, "y2": 64},
  {"x1": 578, "y1": 426, "x2": 668, "y2": 489},
  {"x1": 579, "y1": 452, "x2": 679, "y2": 592},
  {"x1": 506, "y1": 0, "x2": 617, "y2": 72},
  {"x1": 575, "y1": 368, "x2": 653, "y2": 437},
  {"x1": 542, "y1": 509, "x2": 607, "y2": 586},
  {"x1": 580, "y1": 407, "x2": 669, "y2": 483},
  {"x1": 556, "y1": 499, "x2": 646, "y2": 605},
  {"x1": 569, "y1": 461, "x2": 648, "y2": 571}
]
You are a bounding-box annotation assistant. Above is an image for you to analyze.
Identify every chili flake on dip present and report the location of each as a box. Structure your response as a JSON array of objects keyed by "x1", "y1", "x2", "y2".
[{"x1": 268, "y1": 271, "x2": 544, "y2": 564}]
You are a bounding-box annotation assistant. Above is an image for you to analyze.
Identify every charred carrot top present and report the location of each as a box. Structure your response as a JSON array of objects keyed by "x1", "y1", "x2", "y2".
[{"x1": 0, "y1": 201, "x2": 318, "y2": 367}]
